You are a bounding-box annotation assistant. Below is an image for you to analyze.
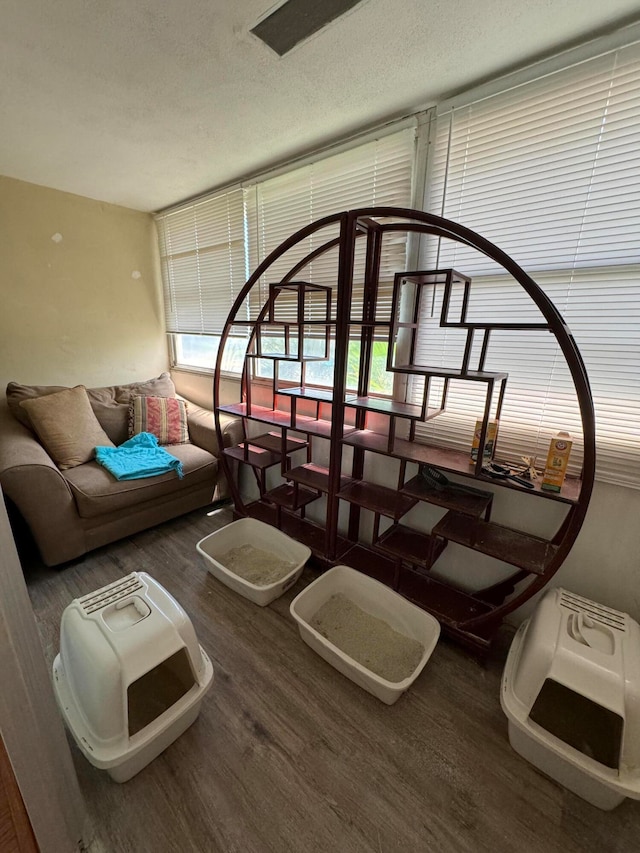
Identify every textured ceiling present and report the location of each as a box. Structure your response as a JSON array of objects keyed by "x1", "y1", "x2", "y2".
[{"x1": 1, "y1": 0, "x2": 639, "y2": 212}]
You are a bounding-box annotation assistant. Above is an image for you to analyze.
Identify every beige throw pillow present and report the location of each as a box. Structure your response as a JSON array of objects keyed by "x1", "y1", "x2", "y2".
[{"x1": 20, "y1": 385, "x2": 115, "y2": 470}]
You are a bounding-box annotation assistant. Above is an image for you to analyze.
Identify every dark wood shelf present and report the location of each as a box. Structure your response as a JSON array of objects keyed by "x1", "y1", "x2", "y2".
[
  {"x1": 476, "y1": 470, "x2": 581, "y2": 503},
  {"x1": 264, "y1": 483, "x2": 320, "y2": 510},
  {"x1": 218, "y1": 403, "x2": 292, "y2": 426},
  {"x1": 343, "y1": 429, "x2": 477, "y2": 472},
  {"x1": 345, "y1": 396, "x2": 424, "y2": 420},
  {"x1": 249, "y1": 432, "x2": 308, "y2": 454},
  {"x1": 277, "y1": 386, "x2": 336, "y2": 403},
  {"x1": 223, "y1": 444, "x2": 281, "y2": 469},
  {"x1": 398, "y1": 566, "x2": 495, "y2": 628},
  {"x1": 343, "y1": 430, "x2": 581, "y2": 504},
  {"x1": 401, "y1": 474, "x2": 492, "y2": 518},
  {"x1": 242, "y1": 505, "x2": 349, "y2": 564},
  {"x1": 286, "y1": 463, "x2": 354, "y2": 493},
  {"x1": 246, "y1": 352, "x2": 327, "y2": 362},
  {"x1": 291, "y1": 417, "x2": 338, "y2": 438},
  {"x1": 337, "y1": 480, "x2": 418, "y2": 519},
  {"x1": 375, "y1": 523, "x2": 446, "y2": 569},
  {"x1": 432, "y1": 512, "x2": 557, "y2": 575},
  {"x1": 390, "y1": 365, "x2": 508, "y2": 381},
  {"x1": 337, "y1": 544, "x2": 399, "y2": 587},
  {"x1": 259, "y1": 319, "x2": 336, "y2": 326}
]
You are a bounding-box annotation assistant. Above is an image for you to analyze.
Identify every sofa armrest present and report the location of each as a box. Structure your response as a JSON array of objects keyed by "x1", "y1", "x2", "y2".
[
  {"x1": 0, "y1": 404, "x2": 85, "y2": 565},
  {"x1": 181, "y1": 399, "x2": 243, "y2": 503},
  {"x1": 184, "y1": 400, "x2": 243, "y2": 456}
]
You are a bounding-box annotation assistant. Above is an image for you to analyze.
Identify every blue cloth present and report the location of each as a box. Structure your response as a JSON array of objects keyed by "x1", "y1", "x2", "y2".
[{"x1": 95, "y1": 432, "x2": 183, "y2": 480}]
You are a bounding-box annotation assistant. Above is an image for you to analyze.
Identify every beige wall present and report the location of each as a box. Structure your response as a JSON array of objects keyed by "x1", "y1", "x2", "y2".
[{"x1": 0, "y1": 176, "x2": 168, "y2": 393}]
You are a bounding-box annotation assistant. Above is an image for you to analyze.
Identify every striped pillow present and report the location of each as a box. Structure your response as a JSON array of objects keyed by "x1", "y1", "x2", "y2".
[{"x1": 128, "y1": 396, "x2": 189, "y2": 446}]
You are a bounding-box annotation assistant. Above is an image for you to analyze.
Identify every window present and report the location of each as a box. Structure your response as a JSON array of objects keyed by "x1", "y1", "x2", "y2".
[
  {"x1": 409, "y1": 41, "x2": 640, "y2": 487},
  {"x1": 156, "y1": 36, "x2": 640, "y2": 487},
  {"x1": 245, "y1": 127, "x2": 416, "y2": 391},
  {"x1": 156, "y1": 187, "x2": 248, "y2": 374},
  {"x1": 156, "y1": 125, "x2": 416, "y2": 384}
]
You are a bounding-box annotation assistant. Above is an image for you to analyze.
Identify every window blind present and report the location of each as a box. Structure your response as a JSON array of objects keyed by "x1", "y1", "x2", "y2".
[
  {"x1": 246, "y1": 127, "x2": 416, "y2": 331},
  {"x1": 156, "y1": 187, "x2": 247, "y2": 335},
  {"x1": 411, "y1": 42, "x2": 640, "y2": 487}
]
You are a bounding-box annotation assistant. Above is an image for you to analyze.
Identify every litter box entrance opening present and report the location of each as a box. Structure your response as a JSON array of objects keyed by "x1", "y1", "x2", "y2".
[
  {"x1": 127, "y1": 647, "x2": 196, "y2": 736},
  {"x1": 529, "y1": 678, "x2": 623, "y2": 769}
]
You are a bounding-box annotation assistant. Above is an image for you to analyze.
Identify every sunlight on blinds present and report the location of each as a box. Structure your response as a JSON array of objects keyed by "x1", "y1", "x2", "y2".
[
  {"x1": 246, "y1": 128, "x2": 416, "y2": 329},
  {"x1": 156, "y1": 187, "x2": 247, "y2": 335},
  {"x1": 413, "y1": 42, "x2": 640, "y2": 487}
]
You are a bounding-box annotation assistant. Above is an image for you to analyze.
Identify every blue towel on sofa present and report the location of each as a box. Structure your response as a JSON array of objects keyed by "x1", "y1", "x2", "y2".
[{"x1": 95, "y1": 432, "x2": 184, "y2": 480}]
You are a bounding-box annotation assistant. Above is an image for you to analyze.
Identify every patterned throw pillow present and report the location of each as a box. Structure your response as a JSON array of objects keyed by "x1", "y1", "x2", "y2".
[{"x1": 128, "y1": 396, "x2": 189, "y2": 446}]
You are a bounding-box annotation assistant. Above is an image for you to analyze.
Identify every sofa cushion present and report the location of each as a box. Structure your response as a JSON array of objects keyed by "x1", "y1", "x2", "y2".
[
  {"x1": 129, "y1": 395, "x2": 189, "y2": 445},
  {"x1": 7, "y1": 382, "x2": 68, "y2": 429},
  {"x1": 62, "y1": 442, "x2": 217, "y2": 518},
  {"x1": 19, "y1": 386, "x2": 115, "y2": 470},
  {"x1": 87, "y1": 374, "x2": 176, "y2": 444},
  {"x1": 7, "y1": 373, "x2": 176, "y2": 445}
]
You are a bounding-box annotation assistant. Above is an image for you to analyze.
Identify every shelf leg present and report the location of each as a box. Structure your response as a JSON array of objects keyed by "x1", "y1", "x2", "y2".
[{"x1": 393, "y1": 559, "x2": 401, "y2": 591}]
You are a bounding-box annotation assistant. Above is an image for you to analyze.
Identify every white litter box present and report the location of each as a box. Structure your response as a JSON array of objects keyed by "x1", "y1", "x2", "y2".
[
  {"x1": 501, "y1": 587, "x2": 640, "y2": 809},
  {"x1": 53, "y1": 572, "x2": 214, "y2": 783},
  {"x1": 196, "y1": 518, "x2": 311, "y2": 606},
  {"x1": 290, "y1": 565, "x2": 440, "y2": 705}
]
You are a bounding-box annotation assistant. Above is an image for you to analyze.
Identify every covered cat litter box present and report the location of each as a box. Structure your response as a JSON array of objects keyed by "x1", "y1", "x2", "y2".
[
  {"x1": 196, "y1": 517, "x2": 311, "y2": 606},
  {"x1": 501, "y1": 587, "x2": 640, "y2": 809},
  {"x1": 290, "y1": 565, "x2": 440, "y2": 705},
  {"x1": 53, "y1": 572, "x2": 213, "y2": 783}
]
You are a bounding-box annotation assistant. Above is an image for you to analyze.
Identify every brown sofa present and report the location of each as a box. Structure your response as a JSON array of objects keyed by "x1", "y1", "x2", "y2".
[{"x1": 0, "y1": 373, "x2": 241, "y2": 567}]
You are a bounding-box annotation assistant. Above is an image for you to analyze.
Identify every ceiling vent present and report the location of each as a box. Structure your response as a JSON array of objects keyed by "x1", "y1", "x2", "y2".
[{"x1": 251, "y1": 0, "x2": 364, "y2": 57}]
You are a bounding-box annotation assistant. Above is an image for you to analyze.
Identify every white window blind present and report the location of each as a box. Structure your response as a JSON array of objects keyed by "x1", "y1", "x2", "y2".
[
  {"x1": 246, "y1": 127, "x2": 416, "y2": 330},
  {"x1": 411, "y1": 42, "x2": 640, "y2": 487},
  {"x1": 156, "y1": 187, "x2": 247, "y2": 335}
]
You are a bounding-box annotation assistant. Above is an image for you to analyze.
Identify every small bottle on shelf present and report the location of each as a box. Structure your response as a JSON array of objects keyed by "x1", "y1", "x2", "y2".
[{"x1": 541, "y1": 432, "x2": 573, "y2": 492}]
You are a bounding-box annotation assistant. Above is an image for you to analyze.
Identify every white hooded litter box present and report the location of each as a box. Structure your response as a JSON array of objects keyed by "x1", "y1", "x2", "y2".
[
  {"x1": 501, "y1": 587, "x2": 640, "y2": 809},
  {"x1": 290, "y1": 565, "x2": 440, "y2": 705},
  {"x1": 196, "y1": 518, "x2": 311, "y2": 606},
  {"x1": 53, "y1": 572, "x2": 213, "y2": 782}
]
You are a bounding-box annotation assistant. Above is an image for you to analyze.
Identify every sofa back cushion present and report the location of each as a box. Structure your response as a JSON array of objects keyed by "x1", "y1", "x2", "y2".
[
  {"x1": 19, "y1": 385, "x2": 115, "y2": 470},
  {"x1": 7, "y1": 373, "x2": 176, "y2": 446},
  {"x1": 85, "y1": 374, "x2": 177, "y2": 444}
]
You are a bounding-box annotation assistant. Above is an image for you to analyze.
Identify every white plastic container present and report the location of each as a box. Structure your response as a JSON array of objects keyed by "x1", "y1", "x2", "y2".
[
  {"x1": 290, "y1": 565, "x2": 440, "y2": 705},
  {"x1": 53, "y1": 572, "x2": 214, "y2": 782},
  {"x1": 501, "y1": 587, "x2": 640, "y2": 809},
  {"x1": 196, "y1": 518, "x2": 311, "y2": 606}
]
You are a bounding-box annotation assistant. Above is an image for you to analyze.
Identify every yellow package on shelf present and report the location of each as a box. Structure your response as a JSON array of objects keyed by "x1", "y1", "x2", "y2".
[
  {"x1": 541, "y1": 432, "x2": 573, "y2": 492},
  {"x1": 470, "y1": 420, "x2": 499, "y2": 462}
]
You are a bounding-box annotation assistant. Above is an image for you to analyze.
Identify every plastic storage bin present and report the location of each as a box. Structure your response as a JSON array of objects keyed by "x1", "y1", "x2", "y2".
[
  {"x1": 501, "y1": 587, "x2": 640, "y2": 809},
  {"x1": 290, "y1": 565, "x2": 440, "y2": 705},
  {"x1": 53, "y1": 572, "x2": 214, "y2": 782},
  {"x1": 196, "y1": 518, "x2": 311, "y2": 606}
]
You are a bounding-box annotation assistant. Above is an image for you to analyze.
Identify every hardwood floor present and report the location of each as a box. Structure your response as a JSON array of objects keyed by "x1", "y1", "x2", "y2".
[{"x1": 22, "y1": 507, "x2": 640, "y2": 853}]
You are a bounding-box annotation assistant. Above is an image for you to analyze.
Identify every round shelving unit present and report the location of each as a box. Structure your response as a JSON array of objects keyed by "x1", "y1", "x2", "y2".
[{"x1": 213, "y1": 208, "x2": 596, "y2": 653}]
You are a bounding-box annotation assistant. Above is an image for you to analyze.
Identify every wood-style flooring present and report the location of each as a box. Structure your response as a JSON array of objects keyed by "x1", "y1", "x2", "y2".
[{"x1": 22, "y1": 507, "x2": 640, "y2": 853}]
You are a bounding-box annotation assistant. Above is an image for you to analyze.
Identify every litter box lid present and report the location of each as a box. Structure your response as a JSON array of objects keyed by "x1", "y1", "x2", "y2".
[
  {"x1": 508, "y1": 588, "x2": 639, "y2": 718},
  {"x1": 58, "y1": 573, "x2": 206, "y2": 744},
  {"x1": 502, "y1": 587, "x2": 640, "y2": 793}
]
